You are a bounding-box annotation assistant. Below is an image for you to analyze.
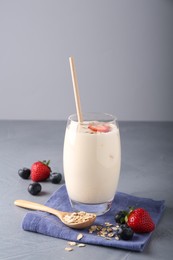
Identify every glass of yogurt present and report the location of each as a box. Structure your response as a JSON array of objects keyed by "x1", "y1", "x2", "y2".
[{"x1": 63, "y1": 112, "x2": 121, "y2": 216}]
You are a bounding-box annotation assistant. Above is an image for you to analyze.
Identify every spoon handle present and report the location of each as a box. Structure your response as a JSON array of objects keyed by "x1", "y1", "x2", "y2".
[{"x1": 14, "y1": 200, "x2": 62, "y2": 218}]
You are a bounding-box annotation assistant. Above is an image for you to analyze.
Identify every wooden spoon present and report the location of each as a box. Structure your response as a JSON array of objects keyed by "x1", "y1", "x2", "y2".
[{"x1": 14, "y1": 200, "x2": 96, "y2": 229}]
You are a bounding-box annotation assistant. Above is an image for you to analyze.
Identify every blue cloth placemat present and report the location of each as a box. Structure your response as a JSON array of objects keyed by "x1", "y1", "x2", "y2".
[{"x1": 22, "y1": 185, "x2": 165, "y2": 252}]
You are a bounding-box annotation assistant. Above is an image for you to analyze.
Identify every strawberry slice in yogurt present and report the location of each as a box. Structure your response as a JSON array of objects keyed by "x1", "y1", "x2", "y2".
[{"x1": 88, "y1": 124, "x2": 111, "y2": 133}]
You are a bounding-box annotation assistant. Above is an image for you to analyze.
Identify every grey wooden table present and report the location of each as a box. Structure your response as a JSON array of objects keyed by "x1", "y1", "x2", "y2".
[{"x1": 0, "y1": 120, "x2": 173, "y2": 260}]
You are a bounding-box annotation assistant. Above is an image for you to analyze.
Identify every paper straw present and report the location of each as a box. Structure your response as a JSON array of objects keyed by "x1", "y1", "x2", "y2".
[{"x1": 69, "y1": 56, "x2": 83, "y2": 123}]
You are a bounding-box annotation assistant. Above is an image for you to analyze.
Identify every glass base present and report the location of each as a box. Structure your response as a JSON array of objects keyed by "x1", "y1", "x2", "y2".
[{"x1": 70, "y1": 199, "x2": 112, "y2": 216}]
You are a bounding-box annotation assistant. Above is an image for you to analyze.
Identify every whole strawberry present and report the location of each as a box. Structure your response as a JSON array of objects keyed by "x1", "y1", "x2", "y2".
[
  {"x1": 31, "y1": 160, "x2": 51, "y2": 182},
  {"x1": 127, "y1": 208, "x2": 155, "y2": 233}
]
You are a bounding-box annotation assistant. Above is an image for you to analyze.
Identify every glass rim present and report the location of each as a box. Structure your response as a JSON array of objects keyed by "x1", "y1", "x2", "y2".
[{"x1": 68, "y1": 112, "x2": 118, "y2": 124}]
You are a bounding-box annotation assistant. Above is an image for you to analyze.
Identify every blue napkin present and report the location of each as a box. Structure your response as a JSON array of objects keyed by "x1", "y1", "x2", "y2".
[{"x1": 22, "y1": 185, "x2": 165, "y2": 252}]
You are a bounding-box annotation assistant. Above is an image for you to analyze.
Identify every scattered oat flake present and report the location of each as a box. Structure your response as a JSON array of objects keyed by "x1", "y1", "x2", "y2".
[
  {"x1": 65, "y1": 247, "x2": 73, "y2": 252},
  {"x1": 77, "y1": 233, "x2": 83, "y2": 240},
  {"x1": 107, "y1": 227, "x2": 113, "y2": 232},
  {"x1": 107, "y1": 232, "x2": 115, "y2": 237},
  {"x1": 105, "y1": 222, "x2": 113, "y2": 226},
  {"x1": 68, "y1": 241, "x2": 77, "y2": 246},
  {"x1": 96, "y1": 225, "x2": 102, "y2": 231},
  {"x1": 77, "y1": 243, "x2": 86, "y2": 247},
  {"x1": 112, "y1": 226, "x2": 118, "y2": 231},
  {"x1": 90, "y1": 225, "x2": 97, "y2": 231},
  {"x1": 101, "y1": 231, "x2": 107, "y2": 235}
]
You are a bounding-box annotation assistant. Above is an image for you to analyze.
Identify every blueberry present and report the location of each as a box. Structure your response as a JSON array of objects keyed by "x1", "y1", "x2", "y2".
[
  {"x1": 49, "y1": 172, "x2": 62, "y2": 184},
  {"x1": 120, "y1": 223, "x2": 128, "y2": 229},
  {"x1": 120, "y1": 227, "x2": 134, "y2": 240},
  {"x1": 28, "y1": 182, "x2": 42, "y2": 195},
  {"x1": 115, "y1": 211, "x2": 126, "y2": 224},
  {"x1": 116, "y1": 227, "x2": 123, "y2": 235},
  {"x1": 18, "y1": 168, "x2": 31, "y2": 179}
]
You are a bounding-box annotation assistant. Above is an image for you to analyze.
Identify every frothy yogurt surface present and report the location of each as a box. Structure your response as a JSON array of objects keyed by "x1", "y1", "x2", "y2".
[{"x1": 63, "y1": 120, "x2": 121, "y2": 204}]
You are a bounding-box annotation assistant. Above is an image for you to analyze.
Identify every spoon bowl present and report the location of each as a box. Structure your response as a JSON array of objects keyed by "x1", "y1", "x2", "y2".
[{"x1": 14, "y1": 200, "x2": 96, "y2": 229}]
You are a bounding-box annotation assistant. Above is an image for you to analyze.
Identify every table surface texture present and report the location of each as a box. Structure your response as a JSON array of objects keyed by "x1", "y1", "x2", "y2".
[{"x1": 0, "y1": 120, "x2": 173, "y2": 260}]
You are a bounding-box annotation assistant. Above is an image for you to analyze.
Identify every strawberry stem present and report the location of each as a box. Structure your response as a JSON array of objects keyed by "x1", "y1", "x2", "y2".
[
  {"x1": 46, "y1": 160, "x2": 50, "y2": 166},
  {"x1": 41, "y1": 160, "x2": 50, "y2": 166},
  {"x1": 123, "y1": 207, "x2": 135, "y2": 223}
]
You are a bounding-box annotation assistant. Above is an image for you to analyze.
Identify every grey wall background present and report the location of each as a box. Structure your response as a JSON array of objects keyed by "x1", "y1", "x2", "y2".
[{"x1": 0, "y1": 0, "x2": 173, "y2": 121}]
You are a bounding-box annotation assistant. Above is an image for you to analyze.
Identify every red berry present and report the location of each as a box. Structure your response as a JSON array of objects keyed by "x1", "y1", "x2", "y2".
[
  {"x1": 127, "y1": 208, "x2": 155, "y2": 233},
  {"x1": 88, "y1": 124, "x2": 110, "y2": 133},
  {"x1": 31, "y1": 160, "x2": 51, "y2": 182}
]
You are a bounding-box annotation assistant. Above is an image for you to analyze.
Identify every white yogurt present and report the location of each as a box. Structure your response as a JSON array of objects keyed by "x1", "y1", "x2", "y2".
[{"x1": 63, "y1": 120, "x2": 121, "y2": 204}]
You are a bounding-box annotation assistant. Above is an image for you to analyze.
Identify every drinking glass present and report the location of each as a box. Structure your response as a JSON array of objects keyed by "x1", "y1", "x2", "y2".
[{"x1": 63, "y1": 113, "x2": 121, "y2": 216}]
